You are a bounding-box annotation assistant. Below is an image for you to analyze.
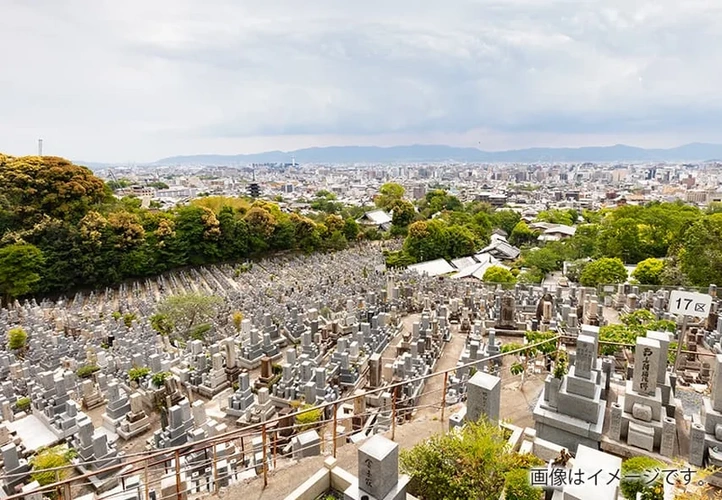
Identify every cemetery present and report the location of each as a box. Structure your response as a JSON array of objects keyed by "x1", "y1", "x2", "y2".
[{"x1": 0, "y1": 243, "x2": 722, "y2": 499}]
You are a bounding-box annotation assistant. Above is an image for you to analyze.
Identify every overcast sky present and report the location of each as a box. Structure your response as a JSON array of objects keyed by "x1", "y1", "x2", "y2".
[{"x1": 2, "y1": 0, "x2": 721, "y2": 162}]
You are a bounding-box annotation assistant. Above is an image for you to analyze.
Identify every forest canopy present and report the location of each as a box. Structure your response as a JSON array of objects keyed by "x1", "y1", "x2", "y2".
[{"x1": 0, "y1": 154, "x2": 365, "y2": 300}]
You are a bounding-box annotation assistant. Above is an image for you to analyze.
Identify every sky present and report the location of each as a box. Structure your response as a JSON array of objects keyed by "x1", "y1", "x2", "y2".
[{"x1": 2, "y1": 0, "x2": 722, "y2": 163}]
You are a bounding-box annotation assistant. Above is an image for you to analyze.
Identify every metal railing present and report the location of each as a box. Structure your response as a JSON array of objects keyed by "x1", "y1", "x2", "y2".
[{"x1": 2, "y1": 334, "x2": 565, "y2": 500}]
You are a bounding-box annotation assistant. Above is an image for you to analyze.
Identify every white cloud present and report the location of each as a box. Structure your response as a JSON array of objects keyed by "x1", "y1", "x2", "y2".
[{"x1": 1, "y1": 0, "x2": 721, "y2": 161}]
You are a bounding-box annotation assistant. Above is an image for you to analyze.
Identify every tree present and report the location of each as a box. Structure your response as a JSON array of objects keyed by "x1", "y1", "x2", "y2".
[
  {"x1": 565, "y1": 258, "x2": 590, "y2": 283},
  {"x1": 535, "y1": 209, "x2": 576, "y2": 226},
  {"x1": 0, "y1": 155, "x2": 109, "y2": 226},
  {"x1": 492, "y1": 210, "x2": 521, "y2": 235},
  {"x1": 483, "y1": 266, "x2": 516, "y2": 284},
  {"x1": 343, "y1": 217, "x2": 360, "y2": 242},
  {"x1": 632, "y1": 258, "x2": 665, "y2": 285},
  {"x1": 579, "y1": 258, "x2": 628, "y2": 287},
  {"x1": 7, "y1": 327, "x2": 27, "y2": 351},
  {"x1": 156, "y1": 293, "x2": 223, "y2": 340},
  {"x1": 149, "y1": 313, "x2": 174, "y2": 336},
  {"x1": 523, "y1": 247, "x2": 563, "y2": 276},
  {"x1": 679, "y1": 213, "x2": 722, "y2": 286},
  {"x1": 509, "y1": 221, "x2": 537, "y2": 247},
  {"x1": 375, "y1": 183, "x2": 405, "y2": 210},
  {"x1": 0, "y1": 243, "x2": 45, "y2": 302},
  {"x1": 446, "y1": 225, "x2": 477, "y2": 258},
  {"x1": 390, "y1": 199, "x2": 415, "y2": 228},
  {"x1": 400, "y1": 419, "x2": 543, "y2": 500},
  {"x1": 403, "y1": 220, "x2": 449, "y2": 262}
]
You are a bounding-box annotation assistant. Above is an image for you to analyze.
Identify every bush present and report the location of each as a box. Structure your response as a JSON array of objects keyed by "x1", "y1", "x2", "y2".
[
  {"x1": 8, "y1": 327, "x2": 28, "y2": 350},
  {"x1": 483, "y1": 266, "x2": 516, "y2": 284},
  {"x1": 122, "y1": 313, "x2": 137, "y2": 328},
  {"x1": 620, "y1": 456, "x2": 664, "y2": 500},
  {"x1": 400, "y1": 419, "x2": 543, "y2": 500},
  {"x1": 76, "y1": 364, "x2": 100, "y2": 379},
  {"x1": 129, "y1": 367, "x2": 150, "y2": 383},
  {"x1": 553, "y1": 351, "x2": 568, "y2": 379},
  {"x1": 151, "y1": 371, "x2": 170, "y2": 387},
  {"x1": 295, "y1": 404, "x2": 323, "y2": 431},
  {"x1": 504, "y1": 468, "x2": 544, "y2": 500},
  {"x1": 30, "y1": 445, "x2": 76, "y2": 486},
  {"x1": 16, "y1": 397, "x2": 31, "y2": 411}
]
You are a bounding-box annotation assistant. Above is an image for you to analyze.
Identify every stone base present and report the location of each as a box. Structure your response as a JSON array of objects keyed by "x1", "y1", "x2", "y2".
[
  {"x1": 75, "y1": 463, "x2": 132, "y2": 493},
  {"x1": 117, "y1": 414, "x2": 151, "y2": 440},
  {"x1": 195, "y1": 381, "x2": 230, "y2": 398},
  {"x1": 600, "y1": 436, "x2": 675, "y2": 463},
  {"x1": 225, "y1": 366, "x2": 241, "y2": 384},
  {"x1": 238, "y1": 356, "x2": 264, "y2": 370},
  {"x1": 532, "y1": 396, "x2": 604, "y2": 453},
  {"x1": 102, "y1": 414, "x2": 125, "y2": 434},
  {"x1": 82, "y1": 396, "x2": 106, "y2": 411},
  {"x1": 343, "y1": 474, "x2": 410, "y2": 500}
]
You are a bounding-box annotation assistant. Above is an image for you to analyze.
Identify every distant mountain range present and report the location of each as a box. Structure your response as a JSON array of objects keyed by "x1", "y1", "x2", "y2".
[{"x1": 152, "y1": 142, "x2": 722, "y2": 165}]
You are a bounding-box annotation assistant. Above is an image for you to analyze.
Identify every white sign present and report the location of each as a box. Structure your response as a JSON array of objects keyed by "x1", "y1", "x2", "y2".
[{"x1": 668, "y1": 290, "x2": 712, "y2": 317}]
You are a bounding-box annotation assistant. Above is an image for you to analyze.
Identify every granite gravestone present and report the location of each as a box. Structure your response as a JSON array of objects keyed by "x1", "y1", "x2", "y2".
[{"x1": 465, "y1": 372, "x2": 501, "y2": 424}]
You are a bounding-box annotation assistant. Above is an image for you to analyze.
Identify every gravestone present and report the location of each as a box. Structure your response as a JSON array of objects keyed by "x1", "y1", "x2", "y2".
[
  {"x1": 344, "y1": 434, "x2": 409, "y2": 500},
  {"x1": 465, "y1": 372, "x2": 501, "y2": 424},
  {"x1": 533, "y1": 333, "x2": 606, "y2": 452}
]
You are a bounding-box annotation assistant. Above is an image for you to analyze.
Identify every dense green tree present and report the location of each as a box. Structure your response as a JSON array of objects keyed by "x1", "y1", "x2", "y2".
[
  {"x1": 566, "y1": 224, "x2": 599, "y2": 260},
  {"x1": 375, "y1": 183, "x2": 405, "y2": 210},
  {"x1": 491, "y1": 210, "x2": 521, "y2": 235},
  {"x1": 579, "y1": 257, "x2": 628, "y2": 287},
  {"x1": 483, "y1": 266, "x2": 516, "y2": 283},
  {"x1": 523, "y1": 246, "x2": 564, "y2": 276},
  {"x1": 310, "y1": 190, "x2": 343, "y2": 214},
  {"x1": 0, "y1": 242, "x2": 45, "y2": 302},
  {"x1": 149, "y1": 313, "x2": 174, "y2": 336},
  {"x1": 0, "y1": 155, "x2": 110, "y2": 227},
  {"x1": 418, "y1": 189, "x2": 463, "y2": 217},
  {"x1": 403, "y1": 220, "x2": 449, "y2": 262},
  {"x1": 632, "y1": 258, "x2": 665, "y2": 285},
  {"x1": 390, "y1": 199, "x2": 416, "y2": 228},
  {"x1": 446, "y1": 225, "x2": 477, "y2": 258},
  {"x1": 596, "y1": 218, "x2": 645, "y2": 263},
  {"x1": 535, "y1": 209, "x2": 576, "y2": 226},
  {"x1": 679, "y1": 213, "x2": 722, "y2": 286},
  {"x1": 342, "y1": 218, "x2": 360, "y2": 242},
  {"x1": 509, "y1": 221, "x2": 537, "y2": 247},
  {"x1": 217, "y1": 206, "x2": 250, "y2": 260}
]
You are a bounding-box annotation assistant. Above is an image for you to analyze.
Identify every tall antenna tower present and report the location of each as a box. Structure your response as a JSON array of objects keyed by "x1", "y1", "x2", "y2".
[{"x1": 38, "y1": 138, "x2": 43, "y2": 157}]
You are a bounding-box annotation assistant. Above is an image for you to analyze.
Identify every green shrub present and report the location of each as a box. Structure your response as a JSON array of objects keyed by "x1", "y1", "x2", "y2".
[
  {"x1": 620, "y1": 456, "x2": 664, "y2": 500},
  {"x1": 400, "y1": 419, "x2": 543, "y2": 500},
  {"x1": 151, "y1": 371, "x2": 170, "y2": 387},
  {"x1": 30, "y1": 445, "x2": 76, "y2": 486},
  {"x1": 504, "y1": 468, "x2": 544, "y2": 500},
  {"x1": 16, "y1": 397, "x2": 31, "y2": 411},
  {"x1": 129, "y1": 367, "x2": 150, "y2": 383},
  {"x1": 76, "y1": 364, "x2": 100, "y2": 379},
  {"x1": 296, "y1": 404, "x2": 323, "y2": 431},
  {"x1": 8, "y1": 327, "x2": 28, "y2": 350}
]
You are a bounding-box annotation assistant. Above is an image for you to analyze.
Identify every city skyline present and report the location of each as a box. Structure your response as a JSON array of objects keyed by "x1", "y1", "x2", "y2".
[{"x1": 2, "y1": 0, "x2": 721, "y2": 162}]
